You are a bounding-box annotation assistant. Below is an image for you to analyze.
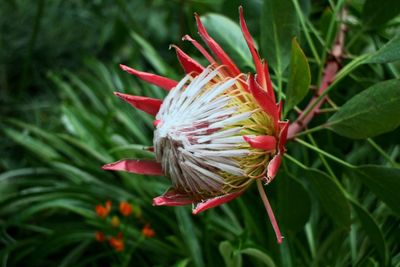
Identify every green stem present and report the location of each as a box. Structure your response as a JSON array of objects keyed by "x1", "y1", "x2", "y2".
[
  {"x1": 367, "y1": 138, "x2": 398, "y2": 167},
  {"x1": 294, "y1": 138, "x2": 355, "y2": 168},
  {"x1": 300, "y1": 54, "x2": 369, "y2": 120},
  {"x1": 307, "y1": 134, "x2": 339, "y2": 181},
  {"x1": 284, "y1": 154, "x2": 309, "y2": 169},
  {"x1": 292, "y1": 125, "x2": 326, "y2": 138},
  {"x1": 292, "y1": 0, "x2": 321, "y2": 65}
]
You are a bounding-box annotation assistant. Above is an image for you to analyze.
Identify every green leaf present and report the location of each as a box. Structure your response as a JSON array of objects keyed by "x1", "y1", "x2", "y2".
[
  {"x1": 200, "y1": 13, "x2": 253, "y2": 70},
  {"x1": 327, "y1": 79, "x2": 400, "y2": 139},
  {"x1": 284, "y1": 38, "x2": 311, "y2": 114},
  {"x1": 130, "y1": 31, "x2": 171, "y2": 76},
  {"x1": 350, "y1": 165, "x2": 400, "y2": 216},
  {"x1": 350, "y1": 199, "x2": 389, "y2": 266},
  {"x1": 3, "y1": 128, "x2": 60, "y2": 161},
  {"x1": 261, "y1": 0, "x2": 299, "y2": 73},
  {"x1": 219, "y1": 241, "x2": 242, "y2": 267},
  {"x1": 240, "y1": 248, "x2": 276, "y2": 267},
  {"x1": 303, "y1": 169, "x2": 351, "y2": 228},
  {"x1": 176, "y1": 207, "x2": 205, "y2": 267},
  {"x1": 362, "y1": 0, "x2": 400, "y2": 29},
  {"x1": 277, "y1": 173, "x2": 311, "y2": 232},
  {"x1": 367, "y1": 35, "x2": 400, "y2": 64}
]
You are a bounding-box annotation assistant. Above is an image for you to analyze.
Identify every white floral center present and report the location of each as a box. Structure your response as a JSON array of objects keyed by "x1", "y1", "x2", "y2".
[{"x1": 154, "y1": 67, "x2": 271, "y2": 198}]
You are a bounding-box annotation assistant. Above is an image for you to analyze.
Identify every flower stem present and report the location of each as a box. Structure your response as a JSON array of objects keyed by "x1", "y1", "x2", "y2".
[
  {"x1": 256, "y1": 179, "x2": 282, "y2": 244},
  {"x1": 294, "y1": 138, "x2": 355, "y2": 169}
]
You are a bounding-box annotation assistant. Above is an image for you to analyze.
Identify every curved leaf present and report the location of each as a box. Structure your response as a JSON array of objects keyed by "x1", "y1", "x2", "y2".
[
  {"x1": 362, "y1": 0, "x2": 400, "y2": 30},
  {"x1": 219, "y1": 241, "x2": 242, "y2": 267},
  {"x1": 285, "y1": 38, "x2": 311, "y2": 114},
  {"x1": 241, "y1": 248, "x2": 276, "y2": 267},
  {"x1": 278, "y1": 173, "x2": 311, "y2": 232},
  {"x1": 367, "y1": 35, "x2": 400, "y2": 64},
  {"x1": 350, "y1": 199, "x2": 389, "y2": 266},
  {"x1": 303, "y1": 169, "x2": 351, "y2": 229},
  {"x1": 327, "y1": 79, "x2": 400, "y2": 139},
  {"x1": 350, "y1": 165, "x2": 400, "y2": 216}
]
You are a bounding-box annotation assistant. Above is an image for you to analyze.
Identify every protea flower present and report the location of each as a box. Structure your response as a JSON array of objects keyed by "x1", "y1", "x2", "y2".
[{"x1": 103, "y1": 7, "x2": 288, "y2": 244}]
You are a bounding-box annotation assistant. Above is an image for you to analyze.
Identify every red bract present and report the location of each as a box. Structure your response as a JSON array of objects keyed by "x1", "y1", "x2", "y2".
[{"x1": 103, "y1": 7, "x2": 288, "y2": 244}]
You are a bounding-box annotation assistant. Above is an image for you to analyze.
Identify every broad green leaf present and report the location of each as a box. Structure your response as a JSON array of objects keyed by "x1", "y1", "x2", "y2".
[
  {"x1": 327, "y1": 79, "x2": 400, "y2": 139},
  {"x1": 350, "y1": 199, "x2": 389, "y2": 266},
  {"x1": 278, "y1": 173, "x2": 311, "y2": 232},
  {"x1": 350, "y1": 165, "x2": 400, "y2": 216},
  {"x1": 261, "y1": 0, "x2": 298, "y2": 73},
  {"x1": 303, "y1": 169, "x2": 351, "y2": 228},
  {"x1": 240, "y1": 248, "x2": 276, "y2": 267},
  {"x1": 200, "y1": 13, "x2": 253, "y2": 70},
  {"x1": 284, "y1": 38, "x2": 311, "y2": 114},
  {"x1": 362, "y1": 0, "x2": 400, "y2": 29},
  {"x1": 367, "y1": 35, "x2": 400, "y2": 64},
  {"x1": 219, "y1": 241, "x2": 242, "y2": 267}
]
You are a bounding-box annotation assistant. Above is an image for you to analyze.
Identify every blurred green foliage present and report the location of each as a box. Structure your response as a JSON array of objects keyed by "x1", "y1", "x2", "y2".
[{"x1": 1, "y1": 0, "x2": 400, "y2": 266}]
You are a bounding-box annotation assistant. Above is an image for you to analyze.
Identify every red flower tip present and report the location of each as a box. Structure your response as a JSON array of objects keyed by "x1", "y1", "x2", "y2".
[
  {"x1": 113, "y1": 92, "x2": 162, "y2": 116},
  {"x1": 119, "y1": 201, "x2": 133, "y2": 216},
  {"x1": 102, "y1": 159, "x2": 163, "y2": 176},
  {"x1": 243, "y1": 135, "x2": 277, "y2": 151},
  {"x1": 153, "y1": 120, "x2": 161, "y2": 127},
  {"x1": 118, "y1": 64, "x2": 178, "y2": 91}
]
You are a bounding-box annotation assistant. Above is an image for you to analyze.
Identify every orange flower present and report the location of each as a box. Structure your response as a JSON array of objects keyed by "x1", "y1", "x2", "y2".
[
  {"x1": 119, "y1": 201, "x2": 133, "y2": 216},
  {"x1": 95, "y1": 231, "x2": 106, "y2": 242},
  {"x1": 109, "y1": 234, "x2": 124, "y2": 252},
  {"x1": 142, "y1": 224, "x2": 155, "y2": 238},
  {"x1": 96, "y1": 200, "x2": 112, "y2": 218}
]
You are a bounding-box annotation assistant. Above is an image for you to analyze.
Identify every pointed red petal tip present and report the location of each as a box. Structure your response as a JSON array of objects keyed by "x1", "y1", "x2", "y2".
[
  {"x1": 170, "y1": 44, "x2": 204, "y2": 74},
  {"x1": 119, "y1": 64, "x2": 177, "y2": 91},
  {"x1": 248, "y1": 74, "x2": 279, "y2": 129},
  {"x1": 153, "y1": 119, "x2": 162, "y2": 127},
  {"x1": 153, "y1": 188, "x2": 194, "y2": 206},
  {"x1": 243, "y1": 135, "x2": 277, "y2": 151},
  {"x1": 194, "y1": 14, "x2": 241, "y2": 77},
  {"x1": 102, "y1": 159, "x2": 163, "y2": 176},
  {"x1": 263, "y1": 62, "x2": 276, "y2": 103},
  {"x1": 239, "y1": 6, "x2": 265, "y2": 86},
  {"x1": 182, "y1": 35, "x2": 216, "y2": 64},
  {"x1": 192, "y1": 191, "x2": 243, "y2": 215},
  {"x1": 278, "y1": 121, "x2": 289, "y2": 153},
  {"x1": 114, "y1": 92, "x2": 162, "y2": 116},
  {"x1": 266, "y1": 154, "x2": 282, "y2": 182}
]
